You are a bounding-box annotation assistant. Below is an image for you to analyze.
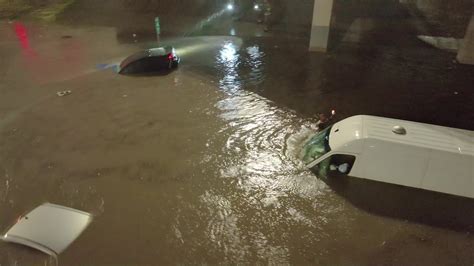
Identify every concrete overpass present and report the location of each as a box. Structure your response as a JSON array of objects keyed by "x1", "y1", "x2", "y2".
[{"x1": 309, "y1": 0, "x2": 473, "y2": 65}]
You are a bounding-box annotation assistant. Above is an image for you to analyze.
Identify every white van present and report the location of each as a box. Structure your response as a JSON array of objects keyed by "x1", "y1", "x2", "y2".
[{"x1": 302, "y1": 115, "x2": 474, "y2": 199}]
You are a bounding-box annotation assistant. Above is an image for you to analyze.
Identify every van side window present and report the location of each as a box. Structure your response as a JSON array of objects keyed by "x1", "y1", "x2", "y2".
[{"x1": 311, "y1": 154, "x2": 356, "y2": 179}]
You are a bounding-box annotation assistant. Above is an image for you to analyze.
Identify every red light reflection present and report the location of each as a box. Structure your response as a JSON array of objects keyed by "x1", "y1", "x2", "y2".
[{"x1": 13, "y1": 22, "x2": 37, "y2": 57}]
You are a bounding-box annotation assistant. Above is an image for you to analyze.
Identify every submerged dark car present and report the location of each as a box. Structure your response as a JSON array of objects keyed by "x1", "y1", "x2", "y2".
[{"x1": 118, "y1": 46, "x2": 180, "y2": 74}]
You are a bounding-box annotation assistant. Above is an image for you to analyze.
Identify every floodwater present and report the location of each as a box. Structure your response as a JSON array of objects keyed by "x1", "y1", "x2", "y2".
[{"x1": 0, "y1": 1, "x2": 474, "y2": 265}]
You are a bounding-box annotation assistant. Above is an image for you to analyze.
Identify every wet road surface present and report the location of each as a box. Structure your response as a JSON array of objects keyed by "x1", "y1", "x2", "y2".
[{"x1": 1, "y1": 1, "x2": 474, "y2": 265}]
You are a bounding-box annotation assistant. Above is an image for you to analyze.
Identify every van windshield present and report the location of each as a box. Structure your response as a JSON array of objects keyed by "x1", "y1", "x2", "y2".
[{"x1": 302, "y1": 126, "x2": 332, "y2": 164}]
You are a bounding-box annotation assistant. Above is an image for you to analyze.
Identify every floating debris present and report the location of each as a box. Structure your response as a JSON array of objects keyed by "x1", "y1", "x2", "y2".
[{"x1": 56, "y1": 90, "x2": 72, "y2": 97}]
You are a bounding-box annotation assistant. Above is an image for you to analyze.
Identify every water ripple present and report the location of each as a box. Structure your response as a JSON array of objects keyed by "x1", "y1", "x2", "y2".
[{"x1": 198, "y1": 40, "x2": 336, "y2": 261}]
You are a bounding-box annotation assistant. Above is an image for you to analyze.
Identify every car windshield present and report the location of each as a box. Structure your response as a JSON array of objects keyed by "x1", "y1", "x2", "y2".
[{"x1": 302, "y1": 126, "x2": 332, "y2": 164}]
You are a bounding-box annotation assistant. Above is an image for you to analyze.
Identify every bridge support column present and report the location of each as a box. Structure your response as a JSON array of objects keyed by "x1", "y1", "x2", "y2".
[
  {"x1": 457, "y1": 15, "x2": 474, "y2": 65},
  {"x1": 309, "y1": 0, "x2": 334, "y2": 52}
]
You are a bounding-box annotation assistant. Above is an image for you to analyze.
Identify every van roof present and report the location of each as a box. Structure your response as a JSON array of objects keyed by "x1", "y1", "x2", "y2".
[{"x1": 329, "y1": 115, "x2": 474, "y2": 156}]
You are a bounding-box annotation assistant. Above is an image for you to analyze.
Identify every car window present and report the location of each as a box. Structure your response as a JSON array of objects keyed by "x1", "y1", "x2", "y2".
[
  {"x1": 311, "y1": 154, "x2": 356, "y2": 179},
  {"x1": 302, "y1": 126, "x2": 332, "y2": 164}
]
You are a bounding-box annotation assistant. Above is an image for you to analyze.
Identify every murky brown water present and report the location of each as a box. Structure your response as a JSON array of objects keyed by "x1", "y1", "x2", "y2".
[{"x1": 0, "y1": 2, "x2": 473, "y2": 264}]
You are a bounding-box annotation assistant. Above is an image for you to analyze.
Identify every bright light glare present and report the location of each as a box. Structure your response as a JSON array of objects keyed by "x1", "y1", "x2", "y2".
[
  {"x1": 227, "y1": 4, "x2": 234, "y2": 10},
  {"x1": 173, "y1": 43, "x2": 208, "y2": 57},
  {"x1": 220, "y1": 42, "x2": 237, "y2": 62},
  {"x1": 254, "y1": 4, "x2": 259, "y2": 10}
]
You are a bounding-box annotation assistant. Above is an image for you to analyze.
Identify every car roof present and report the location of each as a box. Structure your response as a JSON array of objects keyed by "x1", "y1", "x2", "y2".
[
  {"x1": 2, "y1": 203, "x2": 93, "y2": 256},
  {"x1": 119, "y1": 46, "x2": 174, "y2": 69}
]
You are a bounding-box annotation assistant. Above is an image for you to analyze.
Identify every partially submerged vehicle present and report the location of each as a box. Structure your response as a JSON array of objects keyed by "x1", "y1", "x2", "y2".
[
  {"x1": 302, "y1": 115, "x2": 474, "y2": 199},
  {"x1": 2, "y1": 203, "x2": 93, "y2": 257},
  {"x1": 119, "y1": 46, "x2": 180, "y2": 74}
]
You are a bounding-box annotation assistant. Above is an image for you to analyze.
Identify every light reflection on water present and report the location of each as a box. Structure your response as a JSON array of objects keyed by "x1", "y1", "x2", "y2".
[
  {"x1": 218, "y1": 41, "x2": 241, "y2": 93},
  {"x1": 196, "y1": 40, "x2": 336, "y2": 262},
  {"x1": 245, "y1": 45, "x2": 265, "y2": 86},
  {"x1": 215, "y1": 41, "x2": 327, "y2": 196}
]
